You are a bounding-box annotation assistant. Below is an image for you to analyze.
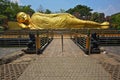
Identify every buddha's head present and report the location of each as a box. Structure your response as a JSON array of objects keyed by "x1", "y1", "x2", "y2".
[{"x1": 17, "y1": 12, "x2": 30, "y2": 23}]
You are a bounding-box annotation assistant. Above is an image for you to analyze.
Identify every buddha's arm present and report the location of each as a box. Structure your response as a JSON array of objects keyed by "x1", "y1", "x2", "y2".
[{"x1": 18, "y1": 23, "x2": 29, "y2": 29}]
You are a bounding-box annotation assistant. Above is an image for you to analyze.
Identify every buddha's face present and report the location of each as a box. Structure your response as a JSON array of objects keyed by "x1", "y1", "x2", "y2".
[{"x1": 17, "y1": 12, "x2": 30, "y2": 23}]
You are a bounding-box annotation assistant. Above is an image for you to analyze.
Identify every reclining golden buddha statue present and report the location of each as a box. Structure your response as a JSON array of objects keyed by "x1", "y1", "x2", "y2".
[{"x1": 16, "y1": 12, "x2": 109, "y2": 29}]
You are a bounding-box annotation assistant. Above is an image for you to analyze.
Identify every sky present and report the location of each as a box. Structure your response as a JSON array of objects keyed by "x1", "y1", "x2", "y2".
[{"x1": 11, "y1": 0, "x2": 120, "y2": 16}]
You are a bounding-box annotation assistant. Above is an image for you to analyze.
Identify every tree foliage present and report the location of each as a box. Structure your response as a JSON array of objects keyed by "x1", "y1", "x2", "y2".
[
  {"x1": 90, "y1": 12, "x2": 105, "y2": 23},
  {"x1": 111, "y1": 13, "x2": 120, "y2": 29},
  {"x1": 66, "y1": 5, "x2": 93, "y2": 18},
  {"x1": 90, "y1": 12, "x2": 99, "y2": 22},
  {"x1": 0, "y1": 0, "x2": 35, "y2": 21},
  {"x1": 45, "y1": 9, "x2": 51, "y2": 14}
]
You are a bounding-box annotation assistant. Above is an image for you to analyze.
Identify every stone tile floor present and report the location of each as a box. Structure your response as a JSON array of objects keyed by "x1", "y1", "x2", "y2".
[{"x1": 17, "y1": 39, "x2": 111, "y2": 80}]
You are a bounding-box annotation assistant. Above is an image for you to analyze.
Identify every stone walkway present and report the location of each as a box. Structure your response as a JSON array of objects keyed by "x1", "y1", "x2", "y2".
[
  {"x1": 0, "y1": 48, "x2": 24, "y2": 58},
  {"x1": 17, "y1": 39, "x2": 111, "y2": 80},
  {"x1": 103, "y1": 46, "x2": 120, "y2": 55}
]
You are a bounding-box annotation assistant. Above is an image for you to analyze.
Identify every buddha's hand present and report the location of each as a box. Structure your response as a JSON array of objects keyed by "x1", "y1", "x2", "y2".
[{"x1": 18, "y1": 23, "x2": 29, "y2": 29}]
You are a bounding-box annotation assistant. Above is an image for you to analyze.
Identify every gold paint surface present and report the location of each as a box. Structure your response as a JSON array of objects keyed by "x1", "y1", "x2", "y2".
[{"x1": 17, "y1": 12, "x2": 109, "y2": 29}]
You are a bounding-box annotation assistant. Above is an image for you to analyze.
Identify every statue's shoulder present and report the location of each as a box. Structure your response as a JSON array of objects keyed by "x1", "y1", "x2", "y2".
[{"x1": 32, "y1": 12, "x2": 44, "y2": 16}]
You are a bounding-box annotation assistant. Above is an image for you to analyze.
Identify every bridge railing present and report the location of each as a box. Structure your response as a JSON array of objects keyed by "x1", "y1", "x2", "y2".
[
  {"x1": 71, "y1": 33, "x2": 89, "y2": 54},
  {"x1": 0, "y1": 30, "x2": 53, "y2": 54},
  {"x1": 70, "y1": 29, "x2": 120, "y2": 54},
  {"x1": 1, "y1": 29, "x2": 120, "y2": 54}
]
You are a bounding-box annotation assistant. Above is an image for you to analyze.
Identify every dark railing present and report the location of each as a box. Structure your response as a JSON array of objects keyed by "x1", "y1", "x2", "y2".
[
  {"x1": 71, "y1": 36, "x2": 87, "y2": 52},
  {"x1": 0, "y1": 29, "x2": 120, "y2": 54},
  {"x1": 99, "y1": 37, "x2": 120, "y2": 46},
  {"x1": 0, "y1": 30, "x2": 53, "y2": 54},
  {"x1": 0, "y1": 38, "x2": 28, "y2": 47},
  {"x1": 70, "y1": 29, "x2": 120, "y2": 54}
]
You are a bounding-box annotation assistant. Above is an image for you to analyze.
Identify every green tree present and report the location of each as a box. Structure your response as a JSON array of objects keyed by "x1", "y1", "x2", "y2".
[
  {"x1": 98, "y1": 13, "x2": 105, "y2": 22},
  {"x1": 66, "y1": 5, "x2": 93, "y2": 19},
  {"x1": 111, "y1": 13, "x2": 120, "y2": 29},
  {"x1": 21, "y1": 5, "x2": 35, "y2": 16},
  {"x1": 0, "y1": 0, "x2": 34, "y2": 21},
  {"x1": 90, "y1": 12, "x2": 99, "y2": 22},
  {"x1": 90, "y1": 12, "x2": 105, "y2": 23},
  {"x1": 45, "y1": 9, "x2": 51, "y2": 14},
  {"x1": 0, "y1": 0, "x2": 10, "y2": 14}
]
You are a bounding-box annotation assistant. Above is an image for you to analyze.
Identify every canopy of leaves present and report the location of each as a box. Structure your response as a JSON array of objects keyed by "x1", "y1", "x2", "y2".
[
  {"x1": 0, "y1": 0, "x2": 35, "y2": 21},
  {"x1": 90, "y1": 12, "x2": 105, "y2": 23},
  {"x1": 0, "y1": 15, "x2": 7, "y2": 19},
  {"x1": 90, "y1": 12, "x2": 99, "y2": 22},
  {"x1": 111, "y1": 13, "x2": 120, "y2": 29},
  {"x1": 45, "y1": 9, "x2": 51, "y2": 14},
  {"x1": 66, "y1": 5, "x2": 93, "y2": 17}
]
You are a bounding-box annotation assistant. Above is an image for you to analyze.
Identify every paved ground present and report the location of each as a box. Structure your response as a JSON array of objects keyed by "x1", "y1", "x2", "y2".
[
  {"x1": 17, "y1": 39, "x2": 111, "y2": 80},
  {"x1": 103, "y1": 46, "x2": 120, "y2": 55},
  {"x1": 0, "y1": 48, "x2": 25, "y2": 58}
]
